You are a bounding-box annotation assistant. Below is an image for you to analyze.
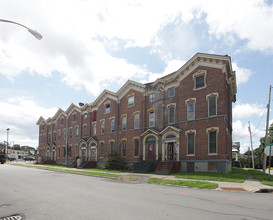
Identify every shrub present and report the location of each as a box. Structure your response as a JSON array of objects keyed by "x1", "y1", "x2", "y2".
[{"x1": 104, "y1": 152, "x2": 127, "y2": 170}]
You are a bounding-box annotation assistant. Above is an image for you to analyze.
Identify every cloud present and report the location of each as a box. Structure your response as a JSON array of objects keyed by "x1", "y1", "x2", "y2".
[
  {"x1": 233, "y1": 102, "x2": 265, "y2": 119},
  {"x1": 232, "y1": 63, "x2": 252, "y2": 85},
  {"x1": 0, "y1": 97, "x2": 57, "y2": 147}
]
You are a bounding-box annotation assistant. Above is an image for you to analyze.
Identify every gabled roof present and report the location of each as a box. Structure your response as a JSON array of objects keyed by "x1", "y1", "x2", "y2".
[
  {"x1": 151, "y1": 53, "x2": 237, "y2": 102},
  {"x1": 92, "y1": 89, "x2": 118, "y2": 109},
  {"x1": 116, "y1": 80, "x2": 146, "y2": 100},
  {"x1": 36, "y1": 116, "x2": 46, "y2": 125},
  {"x1": 160, "y1": 126, "x2": 182, "y2": 135},
  {"x1": 141, "y1": 128, "x2": 159, "y2": 137},
  {"x1": 66, "y1": 103, "x2": 81, "y2": 116},
  {"x1": 51, "y1": 108, "x2": 66, "y2": 121}
]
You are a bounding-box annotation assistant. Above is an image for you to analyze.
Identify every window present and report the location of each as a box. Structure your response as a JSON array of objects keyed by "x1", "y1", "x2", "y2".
[
  {"x1": 134, "y1": 138, "x2": 139, "y2": 157},
  {"x1": 195, "y1": 75, "x2": 204, "y2": 89},
  {"x1": 209, "y1": 131, "x2": 217, "y2": 154},
  {"x1": 42, "y1": 124, "x2": 44, "y2": 131},
  {"x1": 168, "y1": 105, "x2": 175, "y2": 124},
  {"x1": 63, "y1": 146, "x2": 66, "y2": 158},
  {"x1": 63, "y1": 130, "x2": 66, "y2": 140},
  {"x1": 187, "y1": 132, "x2": 195, "y2": 155},
  {"x1": 60, "y1": 117, "x2": 64, "y2": 126},
  {"x1": 100, "y1": 142, "x2": 104, "y2": 158},
  {"x1": 149, "y1": 110, "x2": 155, "y2": 127},
  {"x1": 208, "y1": 96, "x2": 217, "y2": 116},
  {"x1": 187, "y1": 101, "x2": 195, "y2": 120},
  {"x1": 101, "y1": 121, "x2": 105, "y2": 134},
  {"x1": 68, "y1": 145, "x2": 72, "y2": 157},
  {"x1": 48, "y1": 133, "x2": 51, "y2": 142},
  {"x1": 76, "y1": 127, "x2": 79, "y2": 137},
  {"x1": 53, "y1": 132, "x2": 56, "y2": 141},
  {"x1": 58, "y1": 147, "x2": 60, "y2": 158},
  {"x1": 193, "y1": 70, "x2": 207, "y2": 90},
  {"x1": 105, "y1": 103, "x2": 110, "y2": 113},
  {"x1": 169, "y1": 88, "x2": 175, "y2": 97},
  {"x1": 134, "y1": 113, "x2": 140, "y2": 129},
  {"x1": 84, "y1": 113, "x2": 88, "y2": 120},
  {"x1": 110, "y1": 141, "x2": 114, "y2": 153},
  {"x1": 149, "y1": 93, "x2": 155, "y2": 103},
  {"x1": 83, "y1": 125, "x2": 87, "y2": 136},
  {"x1": 110, "y1": 119, "x2": 115, "y2": 132},
  {"x1": 58, "y1": 131, "x2": 61, "y2": 141},
  {"x1": 92, "y1": 111, "x2": 97, "y2": 121},
  {"x1": 122, "y1": 115, "x2": 127, "y2": 130},
  {"x1": 128, "y1": 96, "x2": 134, "y2": 107},
  {"x1": 121, "y1": 139, "x2": 126, "y2": 157},
  {"x1": 93, "y1": 123, "x2": 96, "y2": 135},
  {"x1": 69, "y1": 128, "x2": 72, "y2": 138},
  {"x1": 73, "y1": 114, "x2": 77, "y2": 122}
]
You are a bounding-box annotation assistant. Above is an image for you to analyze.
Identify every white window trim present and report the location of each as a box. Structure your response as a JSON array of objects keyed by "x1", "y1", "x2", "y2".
[
  {"x1": 206, "y1": 93, "x2": 219, "y2": 117},
  {"x1": 193, "y1": 70, "x2": 207, "y2": 91},
  {"x1": 206, "y1": 127, "x2": 219, "y2": 155},
  {"x1": 185, "y1": 130, "x2": 196, "y2": 156},
  {"x1": 185, "y1": 98, "x2": 196, "y2": 121}
]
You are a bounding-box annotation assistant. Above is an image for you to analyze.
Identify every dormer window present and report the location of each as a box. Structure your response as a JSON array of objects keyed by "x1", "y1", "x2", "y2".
[
  {"x1": 193, "y1": 70, "x2": 207, "y2": 90},
  {"x1": 128, "y1": 95, "x2": 135, "y2": 107},
  {"x1": 105, "y1": 103, "x2": 110, "y2": 114},
  {"x1": 169, "y1": 88, "x2": 175, "y2": 97},
  {"x1": 196, "y1": 75, "x2": 204, "y2": 89},
  {"x1": 60, "y1": 117, "x2": 64, "y2": 126},
  {"x1": 73, "y1": 113, "x2": 77, "y2": 122}
]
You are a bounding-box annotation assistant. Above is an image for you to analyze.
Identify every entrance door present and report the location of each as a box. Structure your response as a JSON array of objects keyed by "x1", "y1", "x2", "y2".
[
  {"x1": 148, "y1": 144, "x2": 153, "y2": 160},
  {"x1": 81, "y1": 149, "x2": 86, "y2": 162},
  {"x1": 90, "y1": 148, "x2": 96, "y2": 161},
  {"x1": 167, "y1": 143, "x2": 174, "y2": 160}
]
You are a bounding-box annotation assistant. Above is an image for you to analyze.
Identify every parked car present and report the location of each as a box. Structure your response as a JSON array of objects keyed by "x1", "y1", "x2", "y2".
[{"x1": 23, "y1": 157, "x2": 35, "y2": 161}]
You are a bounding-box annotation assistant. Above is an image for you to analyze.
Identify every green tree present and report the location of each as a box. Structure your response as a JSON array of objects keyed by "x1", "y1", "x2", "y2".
[
  {"x1": 256, "y1": 123, "x2": 273, "y2": 169},
  {"x1": 13, "y1": 144, "x2": 21, "y2": 150},
  {"x1": 104, "y1": 152, "x2": 127, "y2": 170}
]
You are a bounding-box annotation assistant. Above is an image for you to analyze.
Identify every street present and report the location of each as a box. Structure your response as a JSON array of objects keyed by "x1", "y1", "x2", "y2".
[{"x1": 0, "y1": 165, "x2": 272, "y2": 220}]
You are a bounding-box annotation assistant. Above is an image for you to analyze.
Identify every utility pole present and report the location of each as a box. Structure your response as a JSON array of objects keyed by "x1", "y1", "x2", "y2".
[
  {"x1": 264, "y1": 85, "x2": 272, "y2": 172},
  {"x1": 248, "y1": 121, "x2": 255, "y2": 169}
]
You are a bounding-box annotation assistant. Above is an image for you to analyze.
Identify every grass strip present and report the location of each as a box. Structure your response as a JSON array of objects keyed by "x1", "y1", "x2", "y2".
[
  {"x1": 148, "y1": 178, "x2": 218, "y2": 189},
  {"x1": 173, "y1": 168, "x2": 246, "y2": 183},
  {"x1": 247, "y1": 169, "x2": 273, "y2": 186},
  {"x1": 9, "y1": 163, "x2": 119, "y2": 178}
]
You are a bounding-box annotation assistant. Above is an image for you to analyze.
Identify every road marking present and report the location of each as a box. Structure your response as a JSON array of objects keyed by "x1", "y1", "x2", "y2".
[
  {"x1": 179, "y1": 192, "x2": 189, "y2": 195},
  {"x1": 101, "y1": 181, "x2": 123, "y2": 186},
  {"x1": 229, "y1": 197, "x2": 240, "y2": 201}
]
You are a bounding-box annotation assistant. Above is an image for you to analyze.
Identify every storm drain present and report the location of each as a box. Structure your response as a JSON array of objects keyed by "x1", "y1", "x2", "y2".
[{"x1": 0, "y1": 214, "x2": 23, "y2": 220}]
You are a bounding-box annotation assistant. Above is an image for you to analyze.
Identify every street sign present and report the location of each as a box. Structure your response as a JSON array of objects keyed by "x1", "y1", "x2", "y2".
[
  {"x1": 264, "y1": 145, "x2": 273, "y2": 155},
  {"x1": 265, "y1": 143, "x2": 273, "y2": 146}
]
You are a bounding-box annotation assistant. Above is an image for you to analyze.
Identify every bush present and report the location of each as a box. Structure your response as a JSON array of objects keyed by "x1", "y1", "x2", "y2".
[{"x1": 104, "y1": 152, "x2": 127, "y2": 170}]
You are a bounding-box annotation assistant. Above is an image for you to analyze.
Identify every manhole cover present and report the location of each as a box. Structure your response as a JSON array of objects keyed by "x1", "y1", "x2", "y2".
[
  {"x1": 0, "y1": 214, "x2": 23, "y2": 220},
  {"x1": 221, "y1": 187, "x2": 247, "y2": 191}
]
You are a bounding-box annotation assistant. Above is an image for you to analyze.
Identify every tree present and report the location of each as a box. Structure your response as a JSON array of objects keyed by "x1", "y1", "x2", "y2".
[
  {"x1": 13, "y1": 144, "x2": 21, "y2": 150},
  {"x1": 256, "y1": 123, "x2": 273, "y2": 169},
  {"x1": 104, "y1": 152, "x2": 127, "y2": 170}
]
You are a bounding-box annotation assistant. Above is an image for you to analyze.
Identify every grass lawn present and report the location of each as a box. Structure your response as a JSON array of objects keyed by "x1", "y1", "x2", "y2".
[
  {"x1": 247, "y1": 169, "x2": 273, "y2": 186},
  {"x1": 148, "y1": 178, "x2": 218, "y2": 189},
  {"x1": 173, "y1": 168, "x2": 247, "y2": 183}
]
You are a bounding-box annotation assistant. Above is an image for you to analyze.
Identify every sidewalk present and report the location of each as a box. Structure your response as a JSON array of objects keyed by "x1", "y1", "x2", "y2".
[{"x1": 13, "y1": 163, "x2": 273, "y2": 193}]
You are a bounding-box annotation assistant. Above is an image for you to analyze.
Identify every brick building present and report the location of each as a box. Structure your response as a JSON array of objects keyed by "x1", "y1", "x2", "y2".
[{"x1": 37, "y1": 53, "x2": 237, "y2": 172}]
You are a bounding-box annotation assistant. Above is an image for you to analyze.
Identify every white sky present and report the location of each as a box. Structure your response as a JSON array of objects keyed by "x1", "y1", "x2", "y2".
[{"x1": 0, "y1": 0, "x2": 273, "y2": 153}]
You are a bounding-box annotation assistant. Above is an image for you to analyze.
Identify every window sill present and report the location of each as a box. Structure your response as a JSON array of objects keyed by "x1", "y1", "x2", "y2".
[
  {"x1": 208, "y1": 153, "x2": 218, "y2": 156},
  {"x1": 186, "y1": 154, "x2": 195, "y2": 156}
]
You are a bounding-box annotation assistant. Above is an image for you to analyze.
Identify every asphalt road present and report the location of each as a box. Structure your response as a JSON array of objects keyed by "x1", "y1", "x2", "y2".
[{"x1": 0, "y1": 165, "x2": 272, "y2": 220}]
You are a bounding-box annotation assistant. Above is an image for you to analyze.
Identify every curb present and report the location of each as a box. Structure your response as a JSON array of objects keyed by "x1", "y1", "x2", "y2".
[{"x1": 254, "y1": 188, "x2": 273, "y2": 193}]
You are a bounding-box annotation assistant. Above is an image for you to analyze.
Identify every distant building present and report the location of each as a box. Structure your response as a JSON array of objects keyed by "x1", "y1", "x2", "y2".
[
  {"x1": 37, "y1": 53, "x2": 237, "y2": 172},
  {"x1": 232, "y1": 142, "x2": 240, "y2": 161},
  {"x1": 8, "y1": 149, "x2": 27, "y2": 160}
]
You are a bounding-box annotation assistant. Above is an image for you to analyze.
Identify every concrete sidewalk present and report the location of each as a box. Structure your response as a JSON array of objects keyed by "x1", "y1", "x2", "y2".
[{"x1": 12, "y1": 163, "x2": 273, "y2": 193}]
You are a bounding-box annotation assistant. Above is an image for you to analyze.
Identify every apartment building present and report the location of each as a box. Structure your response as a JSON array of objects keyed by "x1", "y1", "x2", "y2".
[{"x1": 37, "y1": 53, "x2": 237, "y2": 172}]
